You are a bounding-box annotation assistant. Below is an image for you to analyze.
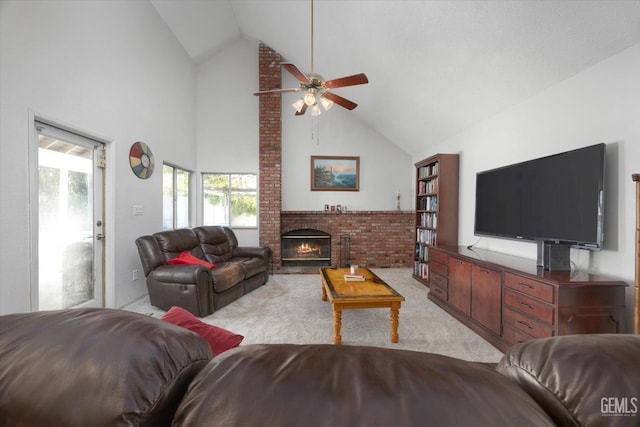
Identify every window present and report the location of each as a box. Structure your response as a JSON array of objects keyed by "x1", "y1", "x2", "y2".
[
  {"x1": 202, "y1": 173, "x2": 257, "y2": 228},
  {"x1": 163, "y1": 164, "x2": 191, "y2": 229}
]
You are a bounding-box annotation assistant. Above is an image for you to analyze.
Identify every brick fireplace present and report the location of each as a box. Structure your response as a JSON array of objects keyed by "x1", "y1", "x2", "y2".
[
  {"x1": 257, "y1": 43, "x2": 414, "y2": 272},
  {"x1": 281, "y1": 229, "x2": 331, "y2": 267},
  {"x1": 281, "y1": 211, "x2": 414, "y2": 270}
]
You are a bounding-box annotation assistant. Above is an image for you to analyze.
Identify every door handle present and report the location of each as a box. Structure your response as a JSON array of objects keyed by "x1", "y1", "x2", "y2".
[{"x1": 96, "y1": 233, "x2": 105, "y2": 240}]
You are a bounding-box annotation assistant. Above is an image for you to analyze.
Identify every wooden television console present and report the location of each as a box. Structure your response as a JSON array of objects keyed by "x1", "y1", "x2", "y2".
[{"x1": 428, "y1": 245, "x2": 627, "y2": 353}]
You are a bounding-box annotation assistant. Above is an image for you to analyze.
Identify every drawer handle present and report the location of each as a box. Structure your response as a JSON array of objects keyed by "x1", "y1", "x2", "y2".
[
  {"x1": 516, "y1": 320, "x2": 534, "y2": 330},
  {"x1": 518, "y1": 282, "x2": 534, "y2": 290},
  {"x1": 519, "y1": 301, "x2": 533, "y2": 310},
  {"x1": 479, "y1": 269, "x2": 489, "y2": 275}
]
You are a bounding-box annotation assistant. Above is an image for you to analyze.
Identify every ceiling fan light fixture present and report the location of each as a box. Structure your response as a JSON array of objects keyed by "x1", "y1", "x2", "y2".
[
  {"x1": 303, "y1": 91, "x2": 316, "y2": 106},
  {"x1": 310, "y1": 103, "x2": 321, "y2": 116},
  {"x1": 319, "y1": 95, "x2": 333, "y2": 111},
  {"x1": 292, "y1": 98, "x2": 305, "y2": 113}
]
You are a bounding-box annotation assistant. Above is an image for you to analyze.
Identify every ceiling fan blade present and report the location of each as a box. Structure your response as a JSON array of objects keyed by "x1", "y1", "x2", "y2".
[
  {"x1": 322, "y1": 92, "x2": 358, "y2": 110},
  {"x1": 253, "y1": 88, "x2": 300, "y2": 96},
  {"x1": 295, "y1": 103, "x2": 308, "y2": 116},
  {"x1": 324, "y1": 73, "x2": 368, "y2": 89},
  {"x1": 282, "y1": 63, "x2": 311, "y2": 84}
]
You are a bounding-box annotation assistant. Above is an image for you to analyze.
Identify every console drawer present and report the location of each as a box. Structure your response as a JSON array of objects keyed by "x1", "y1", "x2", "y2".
[
  {"x1": 430, "y1": 271, "x2": 448, "y2": 289},
  {"x1": 503, "y1": 324, "x2": 536, "y2": 346},
  {"x1": 430, "y1": 260, "x2": 448, "y2": 277},
  {"x1": 429, "y1": 283, "x2": 448, "y2": 302},
  {"x1": 503, "y1": 307, "x2": 553, "y2": 338},
  {"x1": 430, "y1": 249, "x2": 449, "y2": 265},
  {"x1": 504, "y1": 289, "x2": 554, "y2": 325},
  {"x1": 504, "y1": 273, "x2": 554, "y2": 303}
]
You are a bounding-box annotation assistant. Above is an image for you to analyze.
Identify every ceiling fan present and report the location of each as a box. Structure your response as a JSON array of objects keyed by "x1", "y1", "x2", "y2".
[{"x1": 253, "y1": 0, "x2": 368, "y2": 116}]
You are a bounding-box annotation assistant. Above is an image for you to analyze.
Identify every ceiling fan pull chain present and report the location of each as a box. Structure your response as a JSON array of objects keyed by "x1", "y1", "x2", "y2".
[
  {"x1": 310, "y1": 0, "x2": 314, "y2": 73},
  {"x1": 253, "y1": 0, "x2": 368, "y2": 116}
]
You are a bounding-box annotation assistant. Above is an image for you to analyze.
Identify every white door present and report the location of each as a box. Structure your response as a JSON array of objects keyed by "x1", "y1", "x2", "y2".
[{"x1": 35, "y1": 122, "x2": 105, "y2": 310}]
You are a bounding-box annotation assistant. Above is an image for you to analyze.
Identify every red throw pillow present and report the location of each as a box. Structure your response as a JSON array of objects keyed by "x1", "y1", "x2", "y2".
[
  {"x1": 161, "y1": 306, "x2": 243, "y2": 355},
  {"x1": 167, "y1": 251, "x2": 215, "y2": 268}
]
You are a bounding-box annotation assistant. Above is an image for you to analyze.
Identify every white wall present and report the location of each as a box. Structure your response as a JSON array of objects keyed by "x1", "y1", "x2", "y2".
[
  {"x1": 281, "y1": 110, "x2": 414, "y2": 213},
  {"x1": 197, "y1": 40, "x2": 415, "y2": 246},
  {"x1": 196, "y1": 38, "x2": 259, "y2": 245},
  {"x1": 415, "y1": 43, "x2": 640, "y2": 327},
  {"x1": 281, "y1": 78, "x2": 414, "y2": 212},
  {"x1": 0, "y1": 0, "x2": 197, "y2": 313}
]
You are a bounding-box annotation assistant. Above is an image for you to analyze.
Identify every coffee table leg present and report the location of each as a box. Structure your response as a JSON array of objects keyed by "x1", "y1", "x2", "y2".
[
  {"x1": 333, "y1": 306, "x2": 342, "y2": 345},
  {"x1": 390, "y1": 306, "x2": 400, "y2": 343},
  {"x1": 322, "y1": 284, "x2": 327, "y2": 301}
]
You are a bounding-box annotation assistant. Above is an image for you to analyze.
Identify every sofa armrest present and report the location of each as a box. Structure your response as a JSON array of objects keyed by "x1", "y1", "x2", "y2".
[
  {"x1": 0, "y1": 309, "x2": 212, "y2": 427},
  {"x1": 232, "y1": 246, "x2": 271, "y2": 263},
  {"x1": 497, "y1": 334, "x2": 640, "y2": 427},
  {"x1": 149, "y1": 264, "x2": 212, "y2": 285}
]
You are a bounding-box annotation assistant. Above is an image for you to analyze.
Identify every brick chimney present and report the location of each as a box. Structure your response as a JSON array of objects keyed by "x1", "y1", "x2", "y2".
[{"x1": 258, "y1": 43, "x2": 282, "y2": 268}]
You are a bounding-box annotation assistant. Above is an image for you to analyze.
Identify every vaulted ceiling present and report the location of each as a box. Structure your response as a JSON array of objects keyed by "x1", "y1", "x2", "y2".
[{"x1": 151, "y1": 0, "x2": 640, "y2": 156}]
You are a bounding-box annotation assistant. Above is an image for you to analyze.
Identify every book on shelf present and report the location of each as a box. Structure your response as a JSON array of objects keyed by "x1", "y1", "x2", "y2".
[
  {"x1": 418, "y1": 162, "x2": 439, "y2": 179},
  {"x1": 414, "y1": 261, "x2": 429, "y2": 280},
  {"x1": 418, "y1": 177, "x2": 439, "y2": 194},
  {"x1": 344, "y1": 274, "x2": 365, "y2": 281},
  {"x1": 419, "y1": 195, "x2": 437, "y2": 211}
]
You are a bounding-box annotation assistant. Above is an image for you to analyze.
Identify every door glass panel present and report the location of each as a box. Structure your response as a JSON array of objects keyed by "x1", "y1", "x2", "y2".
[{"x1": 38, "y1": 137, "x2": 94, "y2": 310}]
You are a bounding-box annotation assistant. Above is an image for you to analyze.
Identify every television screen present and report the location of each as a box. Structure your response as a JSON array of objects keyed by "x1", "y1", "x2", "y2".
[{"x1": 474, "y1": 143, "x2": 605, "y2": 249}]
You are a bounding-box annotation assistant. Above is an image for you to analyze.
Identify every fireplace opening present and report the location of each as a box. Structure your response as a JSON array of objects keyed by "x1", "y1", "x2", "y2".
[{"x1": 281, "y1": 229, "x2": 331, "y2": 267}]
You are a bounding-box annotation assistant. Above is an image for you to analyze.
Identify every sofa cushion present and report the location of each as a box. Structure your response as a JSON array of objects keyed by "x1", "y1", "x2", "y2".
[
  {"x1": 497, "y1": 334, "x2": 640, "y2": 427},
  {"x1": 154, "y1": 228, "x2": 200, "y2": 259},
  {"x1": 210, "y1": 262, "x2": 245, "y2": 292},
  {"x1": 232, "y1": 256, "x2": 267, "y2": 278},
  {"x1": 167, "y1": 250, "x2": 215, "y2": 268},
  {"x1": 0, "y1": 308, "x2": 212, "y2": 427},
  {"x1": 161, "y1": 306, "x2": 243, "y2": 355},
  {"x1": 194, "y1": 226, "x2": 233, "y2": 262},
  {"x1": 172, "y1": 344, "x2": 555, "y2": 427}
]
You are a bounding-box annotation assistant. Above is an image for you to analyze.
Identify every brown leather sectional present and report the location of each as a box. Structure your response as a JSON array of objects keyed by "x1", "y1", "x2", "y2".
[{"x1": 1, "y1": 308, "x2": 638, "y2": 426}]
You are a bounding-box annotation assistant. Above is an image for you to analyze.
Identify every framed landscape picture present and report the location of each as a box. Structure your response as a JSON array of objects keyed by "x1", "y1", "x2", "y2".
[{"x1": 311, "y1": 156, "x2": 360, "y2": 191}]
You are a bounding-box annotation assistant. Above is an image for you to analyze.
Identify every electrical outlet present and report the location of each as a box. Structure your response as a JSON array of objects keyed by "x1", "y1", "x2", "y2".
[{"x1": 133, "y1": 269, "x2": 139, "y2": 281}]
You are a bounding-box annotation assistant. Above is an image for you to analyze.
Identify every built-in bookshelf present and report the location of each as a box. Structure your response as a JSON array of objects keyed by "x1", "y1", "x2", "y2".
[{"x1": 413, "y1": 154, "x2": 459, "y2": 286}]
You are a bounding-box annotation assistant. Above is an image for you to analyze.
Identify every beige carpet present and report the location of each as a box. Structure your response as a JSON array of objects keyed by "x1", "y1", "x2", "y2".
[{"x1": 124, "y1": 268, "x2": 504, "y2": 363}]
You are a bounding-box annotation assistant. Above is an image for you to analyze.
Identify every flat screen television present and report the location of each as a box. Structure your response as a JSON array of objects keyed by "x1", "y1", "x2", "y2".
[{"x1": 474, "y1": 143, "x2": 605, "y2": 252}]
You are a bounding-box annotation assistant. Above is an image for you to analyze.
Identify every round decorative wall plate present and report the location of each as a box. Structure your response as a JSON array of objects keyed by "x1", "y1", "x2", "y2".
[{"x1": 129, "y1": 141, "x2": 154, "y2": 179}]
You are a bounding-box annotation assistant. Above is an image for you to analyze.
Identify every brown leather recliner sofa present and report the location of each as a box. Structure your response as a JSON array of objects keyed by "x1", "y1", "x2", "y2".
[
  {"x1": 135, "y1": 226, "x2": 271, "y2": 317},
  {"x1": 1, "y1": 308, "x2": 638, "y2": 427}
]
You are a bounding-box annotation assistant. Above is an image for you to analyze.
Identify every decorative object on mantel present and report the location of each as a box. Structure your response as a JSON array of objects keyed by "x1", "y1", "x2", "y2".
[
  {"x1": 252, "y1": 0, "x2": 368, "y2": 116},
  {"x1": 326, "y1": 205, "x2": 348, "y2": 213},
  {"x1": 339, "y1": 234, "x2": 351, "y2": 268},
  {"x1": 129, "y1": 141, "x2": 154, "y2": 179},
  {"x1": 396, "y1": 190, "x2": 401, "y2": 210},
  {"x1": 633, "y1": 173, "x2": 639, "y2": 334},
  {"x1": 311, "y1": 156, "x2": 359, "y2": 191}
]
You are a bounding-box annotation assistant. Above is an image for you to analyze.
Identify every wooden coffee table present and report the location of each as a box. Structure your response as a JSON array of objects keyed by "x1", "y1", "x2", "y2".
[{"x1": 320, "y1": 267, "x2": 405, "y2": 345}]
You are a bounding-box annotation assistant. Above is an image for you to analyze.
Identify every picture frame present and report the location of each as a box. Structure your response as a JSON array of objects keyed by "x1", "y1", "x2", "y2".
[{"x1": 311, "y1": 156, "x2": 360, "y2": 191}]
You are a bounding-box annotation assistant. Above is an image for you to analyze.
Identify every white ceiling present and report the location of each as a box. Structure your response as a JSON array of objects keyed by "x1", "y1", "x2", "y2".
[{"x1": 151, "y1": 0, "x2": 640, "y2": 156}]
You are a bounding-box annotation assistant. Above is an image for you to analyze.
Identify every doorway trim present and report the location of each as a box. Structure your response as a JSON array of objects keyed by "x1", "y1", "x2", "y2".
[{"x1": 28, "y1": 110, "x2": 116, "y2": 310}]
